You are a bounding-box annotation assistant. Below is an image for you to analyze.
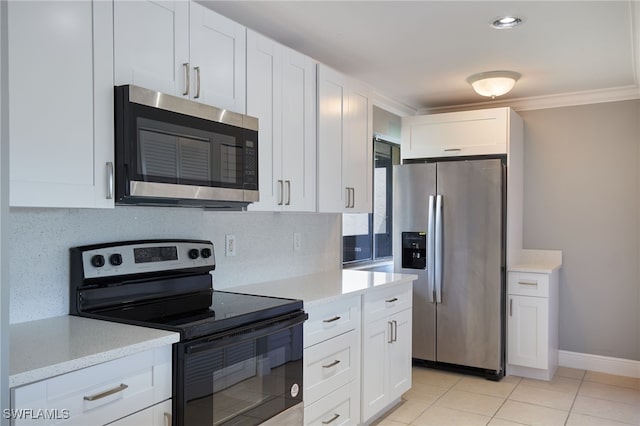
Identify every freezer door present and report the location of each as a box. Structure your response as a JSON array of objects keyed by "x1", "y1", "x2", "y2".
[
  {"x1": 393, "y1": 163, "x2": 437, "y2": 362},
  {"x1": 435, "y1": 159, "x2": 504, "y2": 371}
]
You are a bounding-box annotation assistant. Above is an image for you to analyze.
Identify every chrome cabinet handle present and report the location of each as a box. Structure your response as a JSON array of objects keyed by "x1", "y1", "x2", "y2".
[
  {"x1": 444, "y1": 148, "x2": 461, "y2": 152},
  {"x1": 106, "y1": 162, "x2": 114, "y2": 200},
  {"x1": 323, "y1": 316, "x2": 341, "y2": 323},
  {"x1": 385, "y1": 297, "x2": 398, "y2": 303},
  {"x1": 509, "y1": 298, "x2": 513, "y2": 316},
  {"x1": 322, "y1": 359, "x2": 341, "y2": 368},
  {"x1": 392, "y1": 320, "x2": 398, "y2": 342},
  {"x1": 388, "y1": 321, "x2": 394, "y2": 343},
  {"x1": 285, "y1": 180, "x2": 291, "y2": 205},
  {"x1": 518, "y1": 280, "x2": 538, "y2": 286},
  {"x1": 194, "y1": 66, "x2": 201, "y2": 99},
  {"x1": 322, "y1": 413, "x2": 340, "y2": 424},
  {"x1": 345, "y1": 187, "x2": 350, "y2": 208},
  {"x1": 164, "y1": 412, "x2": 172, "y2": 426},
  {"x1": 182, "y1": 63, "x2": 190, "y2": 95},
  {"x1": 83, "y1": 383, "x2": 128, "y2": 401},
  {"x1": 350, "y1": 187, "x2": 355, "y2": 208},
  {"x1": 278, "y1": 180, "x2": 284, "y2": 205}
]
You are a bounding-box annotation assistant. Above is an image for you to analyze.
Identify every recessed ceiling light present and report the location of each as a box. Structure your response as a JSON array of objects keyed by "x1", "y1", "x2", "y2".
[{"x1": 491, "y1": 16, "x2": 524, "y2": 29}]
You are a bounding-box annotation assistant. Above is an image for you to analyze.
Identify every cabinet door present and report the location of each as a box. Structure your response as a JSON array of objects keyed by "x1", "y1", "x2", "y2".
[
  {"x1": 317, "y1": 64, "x2": 347, "y2": 212},
  {"x1": 508, "y1": 295, "x2": 548, "y2": 369},
  {"x1": 107, "y1": 399, "x2": 171, "y2": 426},
  {"x1": 246, "y1": 30, "x2": 282, "y2": 211},
  {"x1": 281, "y1": 48, "x2": 317, "y2": 212},
  {"x1": 114, "y1": 0, "x2": 189, "y2": 96},
  {"x1": 345, "y1": 81, "x2": 372, "y2": 213},
  {"x1": 9, "y1": 0, "x2": 114, "y2": 208},
  {"x1": 401, "y1": 108, "x2": 508, "y2": 160},
  {"x1": 189, "y1": 2, "x2": 246, "y2": 113},
  {"x1": 388, "y1": 309, "x2": 412, "y2": 399},
  {"x1": 361, "y1": 316, "x2": 389, "y2": 422}
]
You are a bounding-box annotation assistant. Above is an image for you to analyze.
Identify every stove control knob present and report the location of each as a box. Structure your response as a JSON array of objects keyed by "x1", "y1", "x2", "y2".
[
  {"x1": 90, "y1": 254, "x2": 105, "y2": 268},
  {"x1": 200, "y1": 248, "x2": 212, "y2": 259},
  {"x1": 109, "y1": 253, "x2": 123, "y2": 266},
  {"x1": 188, "y1": 248, "x2": 200, "y2": 259}
]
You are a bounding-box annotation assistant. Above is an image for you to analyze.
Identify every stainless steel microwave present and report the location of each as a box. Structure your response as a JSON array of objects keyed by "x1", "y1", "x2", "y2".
[{"x1": 114, "y1": 85, "x2": 259, "y2": 209}]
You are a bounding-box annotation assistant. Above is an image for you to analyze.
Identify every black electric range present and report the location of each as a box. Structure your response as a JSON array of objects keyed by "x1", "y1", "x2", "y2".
[{"x1": 70, "y1": 239, "x2": 306, "y2": 426}]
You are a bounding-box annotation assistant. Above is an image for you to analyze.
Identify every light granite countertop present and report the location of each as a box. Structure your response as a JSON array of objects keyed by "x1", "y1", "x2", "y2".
[
  {"x1": 508, "y1": 249, "x2": 563, "y2": 274},
  {"x1": 232, "y1": 269, "x2": 418, "y2": 307},
  {"x1": 10, "y1": 315, "x2": 179, "y2": 388}
]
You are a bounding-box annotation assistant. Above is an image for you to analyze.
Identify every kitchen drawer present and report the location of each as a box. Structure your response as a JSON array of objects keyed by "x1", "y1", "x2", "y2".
[
  {"x1": 304, "y1": 380, "x2": 359, "y2": 426},
  {"x1": 508, "y1": 272, "x2": 549, "y2": 297},
  {"x1": 304, "y1": 295, "x2": 360, "y2": 348},
  {"x1": 304, "y1": 330, "x2": 358, "y2": 406},
  {"x1": 11, "y1": 347, "x2": 171, "y2": 426},
  {"x1": 363, "y1": 283, "x2": 412, "y2": 321}
]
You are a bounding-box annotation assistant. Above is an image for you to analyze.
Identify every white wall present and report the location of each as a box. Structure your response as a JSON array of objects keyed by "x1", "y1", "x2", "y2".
[{"x1": 9, "y1": 208, "x2": 341, "y2": 324}]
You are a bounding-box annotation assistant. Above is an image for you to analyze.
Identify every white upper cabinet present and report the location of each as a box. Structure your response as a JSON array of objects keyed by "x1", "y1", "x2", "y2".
[
  {"x1": 8, "y1": 0, "x2": 114, "y2": 208},
  {"x1": 317, "y1": 64, "x2": 372, "y2": 213},
  {"x1": 115, "y1": 1, "x2": 246, "y2": 113},
  {"x1": 189, "y1": 2, "x2": 246, "y2": 113},
  {"x1": 247, "y1": 30, "x2": 316, "y2": 212},
  {"x1": 113, "y1": 1, "x2": 189, "y2": 97},
  {"x1": 401, "y1": 108, "x2": 509, "y2": 159}
]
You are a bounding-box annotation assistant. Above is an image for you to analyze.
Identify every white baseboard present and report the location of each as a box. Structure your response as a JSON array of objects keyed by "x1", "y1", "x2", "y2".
[{"x1": 559, "y1": 350, "x2": 640, "y2": 378}]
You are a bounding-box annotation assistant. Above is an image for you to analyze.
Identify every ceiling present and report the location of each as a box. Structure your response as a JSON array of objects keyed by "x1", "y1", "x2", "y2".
[{"x1": 203, "y1": 1, "x2": 640, "y2": 113}]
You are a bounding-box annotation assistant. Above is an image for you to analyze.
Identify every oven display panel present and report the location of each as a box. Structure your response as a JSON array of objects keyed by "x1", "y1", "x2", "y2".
[{"x1": 134, "y1": 246, "x2": 178, "y2": 263}]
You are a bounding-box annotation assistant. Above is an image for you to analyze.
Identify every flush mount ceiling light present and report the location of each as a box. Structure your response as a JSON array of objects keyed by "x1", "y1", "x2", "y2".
[
  {"x1": 466, "y1": 71, "x2": 521, "y2": 98},
  {"x1": 491, "y1": 16, "x2": 525, "y2": 29}
]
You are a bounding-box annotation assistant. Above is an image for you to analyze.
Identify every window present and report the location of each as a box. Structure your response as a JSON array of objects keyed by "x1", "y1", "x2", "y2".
[{"x1": 343, "y1": 139, "x2": 400, "y2": 264}]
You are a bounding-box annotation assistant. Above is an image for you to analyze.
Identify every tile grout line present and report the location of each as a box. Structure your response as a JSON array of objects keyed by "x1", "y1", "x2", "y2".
[
  {"x1": 563, "y1": 370, "x2": 586, "y2": 426},
  {"x1": 487, "y1": 375, "x2": 524, "y2": 425}
]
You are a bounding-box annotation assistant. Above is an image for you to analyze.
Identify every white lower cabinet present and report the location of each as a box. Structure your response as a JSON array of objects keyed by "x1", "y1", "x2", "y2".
[
  {"x1": 304, "y1": 380, "x2": 359, "y2": 426},
  {"x1": 10, "y1": 347, "x2": 172, "y2": 426},
  {"x1": 107, "y1": 399, "x2": 171, "y2": 426},
  {"x1": 303, "y1": 296, "x2": 361, "y2": 425},
  {"x1": 361, "y1": 284, "x2": 413, "y2": 423},
  {"x1": 507, "y1": 270, "x2": 559, "y2": 381}
]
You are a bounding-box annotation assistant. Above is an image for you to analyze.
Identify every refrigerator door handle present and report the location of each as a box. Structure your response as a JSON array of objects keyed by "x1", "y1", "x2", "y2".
[
  {"x1": 427, "y1": 195, "x2": 435, "y2": 303},
  {"x1": 435, "y1": 194, "x2": 443, "y2": 303}
]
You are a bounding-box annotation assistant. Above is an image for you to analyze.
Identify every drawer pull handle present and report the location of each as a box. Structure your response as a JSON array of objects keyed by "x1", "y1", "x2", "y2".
[
  {"x1": 323, "y1": 316, "x2": 341, "y2": 323},
  {"x1": 518, "y1": 280, "x2": 538, "y2": 286},
  {"x1": 83, "y1": 383, "x2": 128, "y2": 401},
  {"x1": 385, "y1": 297, "x2": 398, "y2": 303},
  {"x1": 444, "y1": 148, "x2": 461, "y2": 152},
  {"x1": 322, "y1": 413, "x2": 340, "y2": 424},
  {"x1": 322, "y1": 359, "x2": 341, "y2": 369}
]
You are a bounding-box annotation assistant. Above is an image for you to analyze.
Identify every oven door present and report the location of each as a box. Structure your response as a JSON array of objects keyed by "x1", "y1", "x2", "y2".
[{"x1": 174, "y1": 312, "x2": 306, "y2": 426}]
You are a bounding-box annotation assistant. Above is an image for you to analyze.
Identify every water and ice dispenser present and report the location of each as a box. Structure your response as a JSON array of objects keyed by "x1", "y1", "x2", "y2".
[{"x1": 401, "y1": 232, "x2": 427, "y2": 269}]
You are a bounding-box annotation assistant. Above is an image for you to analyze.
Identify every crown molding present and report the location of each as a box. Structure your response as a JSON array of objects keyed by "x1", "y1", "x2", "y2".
[
  {"x1": 370, "y1": 89, "x2": 417, "y2": 117},
  {"x1": 418, "y1": 85, "x2": 640, "y2": 115}
]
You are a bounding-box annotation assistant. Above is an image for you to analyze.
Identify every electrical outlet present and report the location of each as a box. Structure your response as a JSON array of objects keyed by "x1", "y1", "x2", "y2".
[
  {"x1": 225, "y1": 234, "x2": 236, "y2": 257},
  {"x1": 293, "y1": 232, "x2": 301, "y2": 251}
]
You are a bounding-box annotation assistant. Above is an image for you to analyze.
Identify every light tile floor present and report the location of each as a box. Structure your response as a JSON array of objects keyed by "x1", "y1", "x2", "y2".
[{"x1": 373, "y1": 366, "x2": 640, "y2": 426}]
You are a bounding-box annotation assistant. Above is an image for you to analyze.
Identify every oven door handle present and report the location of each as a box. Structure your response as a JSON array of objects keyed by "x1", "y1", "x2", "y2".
[{"x1": 185, "y1": 312, "x2": 308, "y2": 355}]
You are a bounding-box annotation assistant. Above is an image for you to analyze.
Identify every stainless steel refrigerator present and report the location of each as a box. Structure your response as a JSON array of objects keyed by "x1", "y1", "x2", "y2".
[{"x1": 393, "y1": 158, "x2": 505, "y2": 380}]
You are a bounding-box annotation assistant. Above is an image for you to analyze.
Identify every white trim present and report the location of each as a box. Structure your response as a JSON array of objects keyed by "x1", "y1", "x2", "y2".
[
  {"x1": 419, "y1": 85, "x2": 640, "y2": 115},
  {"x1": 631, "y1": 0, "x2": 640, "y2": 87},
  {"x1": 370, "y1": 89, "x2": 417, "y2": 117},
  {"x1": 559, "y1": 350, "x2": 640, "y2": 379}
]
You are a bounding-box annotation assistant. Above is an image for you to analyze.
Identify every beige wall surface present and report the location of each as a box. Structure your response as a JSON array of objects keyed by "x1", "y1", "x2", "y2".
[{"x1": 519, "y1": 100, "x2": 640, "y2": 361}]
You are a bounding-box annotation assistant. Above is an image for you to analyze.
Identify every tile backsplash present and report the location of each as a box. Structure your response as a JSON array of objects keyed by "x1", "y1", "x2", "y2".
[{"x1": 8, "y1": 207, "x2": 341, "y2": 324}]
